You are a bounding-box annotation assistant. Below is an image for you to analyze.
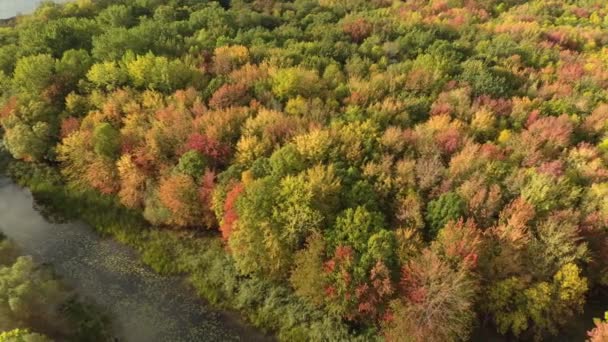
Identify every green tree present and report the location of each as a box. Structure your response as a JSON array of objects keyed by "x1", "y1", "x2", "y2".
[
  {"x1": 3, "y1": 122, "x2": 49, "y2": 161},
  {"x1": 271, "y1": 67, "x2": 321, "y2": 101},
  {"x1": 125, "y1": 53, "x2": 195, "y2": 92},
  {"x1": 12, "y1": 55, "x2": 55, "y2": 95},
  {"x1": 0, "y1": 257, "x2": 69, "y2": 333},
  {"x1": 55, "y1": 49, "x2": 93, "y2": 89},
  {"x1": 177, "y1": 150, "x2": 207, "y2": 178},
  {"x1": 487, "y1": 262, "x2": 588, "y2": 339},
  {"x1": 93, "y1": 123, "x2": 120, "y2": 159},
  {"x1": 96, "y1": 4, "x2": 135, "y2": 28},
  {"x1": 87, "y1": 61, "x2": 128, "y2": 90},
  {"x1": 229, "y1": 177, "x2": 285, "y2": 278},
  {"x1": 0, "y1": 329, "x2": 51, "y2": 342},
  {"x1": 290, "y1": 232, "x2": 327, "y2": 306},
  {"x1": 330, "y1": 206, "x2": 386, "y2": 253},
  {"x1": 425, "y1": 192, "x2": 465, "y2": 239},
  {"x1": 460, "y1": 60, "x2": 517, "y2": 97}
]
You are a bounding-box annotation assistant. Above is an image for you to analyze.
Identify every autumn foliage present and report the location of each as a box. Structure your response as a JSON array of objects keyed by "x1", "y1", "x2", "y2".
[{"x1": 1, "y1": 0, "x2": 608, "y2": 340}]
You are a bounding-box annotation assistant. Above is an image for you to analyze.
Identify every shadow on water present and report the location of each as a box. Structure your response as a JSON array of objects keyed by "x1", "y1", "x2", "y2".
[{"x1": 0, "y1": 176, "x2": 272, "y2": 342}]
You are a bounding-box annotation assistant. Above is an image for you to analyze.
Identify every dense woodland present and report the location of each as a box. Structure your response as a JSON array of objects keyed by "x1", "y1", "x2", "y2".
[{"x1": 2, "y1": 0, "x2": 608, "y2": 340}]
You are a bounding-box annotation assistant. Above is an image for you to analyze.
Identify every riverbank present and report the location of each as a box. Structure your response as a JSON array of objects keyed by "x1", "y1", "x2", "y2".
[
  {"x1": 0, "y1": 176, "x2": 267, "y2": 341},
  {"x1": 2, "y1": 159, "x2": 361, "y2": 341},
  {"x1": 0, "y1": 231, "x2": 112, "y2": 341}
]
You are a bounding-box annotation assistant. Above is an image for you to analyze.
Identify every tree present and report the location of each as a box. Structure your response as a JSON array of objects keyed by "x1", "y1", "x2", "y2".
[
  {"x1": 0, "y1": 257, "x2": 69, "y2": 334},
  {"x1": 87, "y1": 61, "x2": 128, "y2": 90},
  {"x1": 268, "y1": 144, "x2": 305, "y2": 178},
  {"x1": 290, "y1": 232, "x2": 327, "y2": 307},
  {"x1": 486, "y1": 263, "x2": 588, "y2": 339},
  {"x1": 213, "y1": 45, "x2": 249, "y2": 74},
  {"x1": 117, "y1": 154, "x2": 147, "y2": 209},
  {"x1": 460, "y1": 60, "x2": 517, "y2": 97},
  {"x1": 12, "y1": 55, "x2": 55, "y2": 95},
  {"x1": 273, "y1": 174, "x2": 323, "y2": 248},
  {"x1": 0, "y1": 329, "x2": 51, "y2": 342},
  {"x1": 0, "y1": 239, "x2": 19, "y2": 267},
  {"x1": 425, "y1": 192, "x2": 465, "y2": 238},
  {"x1": 520, "y1": 170, "x2": 581, "y2": 214},
  {"x1": 125, "y1": 53, "x2": 195, "y2": 92},
  {"x1": 184, "y1": 133, "x2": 230, "y2": 166},
  {"x1": 93, "y1": 123, "x2": 120, "y2": 159},
  {"x1": 219, "y1": 182, "x2": 244, "y2": 241},
  {"x1": 519, "y1": 115, "x2": 574, "y2": 165},
  {"x1": 229, "y1": 177, "x2": 286, "y2": 278},
  {"x1": 384, "y1": 249, "x2": 477, "y2": 342},
  {"x1": 176, "y1": 150, "x2": 207, "y2": 178},
  {"x1": 158, "y1": 173, "x2": 202, "y2": 227},
  {"x1": 343, "y1": 18, "x2": 372, "y2": 43},
  {"x1": 96, "y1": 4, "x2": 135, "y2": 28},
  {"x1": 527, "y1": 211, "x2": 588, "y2": 280},
  {"x1": 55, "y1": 49, "x2": 92, "y2": 91},
  {"x1": 432, "y1": 219, "x2": 482, "y2": 269},
  {"x1": 3, "y1": 122, "x2": 49, "y2": 161},
  {"x1": 588, "y1": 312, "x2": 608, "y2": 342},
  {"x1": 271, "y1": 67, "x2": 321, "y2": 101},
  {"x1": 208, "y1": 82, "x2": 250, "y2": 109},
  {"x1": 330, "y1": 207, "x2": 386, "y2": 254},
  {"x1": 91, "y1": 27, "x2": 145, "y2": 61}
]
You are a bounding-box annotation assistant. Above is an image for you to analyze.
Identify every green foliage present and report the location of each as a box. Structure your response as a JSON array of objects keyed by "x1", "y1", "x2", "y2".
[
  {"x1": 520, "y1": 171, "x2": 581, "y2": 213},
  {"x1": 0, "y1": 239, "x2": 20, "y2": 267},
  {"x1": 331, "y1": 206, "x2": 386, "y2": 253},
  {"x1": 125, "y1": 53, "x2": 195, "y2": 92},
  {"x1": 460, "y1": 60, "x2": 517, "y2": 97},
  {"x1": 87, "y1": 61, "x2": 128, "y2": 90},
  {"x1": 0, "y1": 256, "x2": 69, "y2": 333},
  {"x1": 3, "y1": 122, "x2": 49, "y2": 161},
  {"x1": 12, "y1": 55, "x2": 55, "y2": 95},
  {"x1": 230, "y1": 176, "x2": 283, "y2": 277},
  {"x1": 55, "y1": 49, "x2": 93, "y2": 87},
  {"x1": 272, "y1": 67, "x2": 321, "y2": 101},
  {"x1": 0, "y1": 329, "x2": 51, "y2": 342},
  {"x1": 0, "y1": 44, "x2": 19, "y2": 75},
  {"x1": 486, "y1": 263, "x2": 588, "y2": 339},
  {"x1": 93, "y1": 123, "x2": 120, "y2": 159},
  {"x1": 425, "y1": 192, "x2": 465, "y2": 238},
  {"x1": 0, "y1": 235, "x2": 111, "y2": 341},
  {"x1": 176, "y1": 150, "x2": 207, "y2": 178},
  {"x1": 269, "y1": 144, "x2": 305, "y2": 177},
  {"x1": 290, "y1": 232, "x2": 327, "y2": 306},
  {"x1": 97, "y1": 4, "x2": 135, "y2": 28}
]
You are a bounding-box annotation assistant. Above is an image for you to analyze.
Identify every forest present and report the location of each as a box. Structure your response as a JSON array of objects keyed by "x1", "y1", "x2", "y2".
[{"x1": 1, "y1": 0, "x2": 608, "y2": 341}]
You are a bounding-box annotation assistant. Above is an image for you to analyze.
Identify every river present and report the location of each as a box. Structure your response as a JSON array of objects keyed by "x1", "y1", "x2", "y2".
[{"x1": 0, "y1": 176, "x2": 270, "y2": 342}]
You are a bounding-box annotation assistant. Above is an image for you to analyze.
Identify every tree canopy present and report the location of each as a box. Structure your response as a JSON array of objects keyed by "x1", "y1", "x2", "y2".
[{"x1": 2, "y1": 0, "x2": 608, "y2": 340}]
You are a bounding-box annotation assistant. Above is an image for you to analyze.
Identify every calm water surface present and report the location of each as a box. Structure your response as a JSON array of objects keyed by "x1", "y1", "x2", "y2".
[{"x1": 0, "y1": 176, "x2": 270, "y2": 342}]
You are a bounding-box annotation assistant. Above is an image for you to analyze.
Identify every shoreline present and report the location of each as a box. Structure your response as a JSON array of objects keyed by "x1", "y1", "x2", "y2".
[{"x1": 0, "y1": 172, "x2": 273, "y2": 342}]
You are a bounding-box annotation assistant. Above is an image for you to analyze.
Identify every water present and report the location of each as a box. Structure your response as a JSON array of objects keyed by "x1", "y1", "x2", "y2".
[
  {"x1": 0, "y1": 176, "x2": 271, "y2": 342},
  {"x1": 0, "y1": 0, "x2": 68, "y2": 19}
]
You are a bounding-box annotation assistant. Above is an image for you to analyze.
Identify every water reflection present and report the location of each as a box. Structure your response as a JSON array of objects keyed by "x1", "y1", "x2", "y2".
[{"x1": 0, "y1": 176, "x2": 268, "y2": 342}]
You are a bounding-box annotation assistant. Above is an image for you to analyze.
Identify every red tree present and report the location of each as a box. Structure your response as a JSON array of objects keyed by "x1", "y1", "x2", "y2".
[
  {"x1": 343, "y1": 18, "x2": 373, "y2": 43},
  {"x1": 220, "y1": 182, "x2": 244, "y2": 241},
  {"x1": 184, "y1": 133, "x2": 231, "y2": 165}
]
